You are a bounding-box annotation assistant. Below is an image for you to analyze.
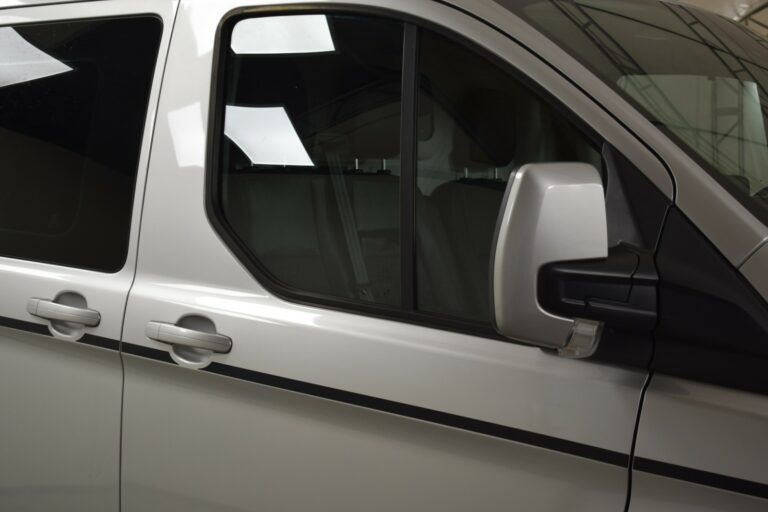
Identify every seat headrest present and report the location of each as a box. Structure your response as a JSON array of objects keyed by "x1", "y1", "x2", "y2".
[
  {"x1": 325, "y1": 83, "x2": 402, "y2": 160},
  {"x1": 451, "y1": 88, "x2": 517, "y2": 168},
  {"x1": 347, "y1": 101, "x2": 401, "y2": 159}
]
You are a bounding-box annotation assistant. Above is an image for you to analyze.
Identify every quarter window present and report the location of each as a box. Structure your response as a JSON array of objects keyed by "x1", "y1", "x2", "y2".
[
  {"x1": 214, "y1": 13, "x2": 600, "y2": 328},
  {"x1": 0, "y1": 17, "x2": 162, "y2": 271}
]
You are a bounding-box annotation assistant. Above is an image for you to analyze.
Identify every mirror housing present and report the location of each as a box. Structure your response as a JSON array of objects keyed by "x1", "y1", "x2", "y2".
[{"x1": 491, "y1": 163, "x2": 608, "y2": 358}]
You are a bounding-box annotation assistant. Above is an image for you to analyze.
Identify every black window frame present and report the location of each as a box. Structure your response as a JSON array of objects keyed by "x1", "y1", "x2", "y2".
[
  {"x1": 0, "y1": 13, "x2": 163, "y2": 273},
  {"x1": 205, "y1": 4, "x2": 606, "y2": 340}
]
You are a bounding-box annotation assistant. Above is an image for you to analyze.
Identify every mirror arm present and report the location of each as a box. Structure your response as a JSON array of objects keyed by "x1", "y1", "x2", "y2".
[{"x1": 538, "y1": 244, "x2": 658, "y2": 333}]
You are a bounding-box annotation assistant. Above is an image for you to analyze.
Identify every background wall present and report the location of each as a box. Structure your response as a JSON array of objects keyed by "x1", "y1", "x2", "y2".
[{"x1": 684, "y1": 0, "x2": 768, "y2": 36}]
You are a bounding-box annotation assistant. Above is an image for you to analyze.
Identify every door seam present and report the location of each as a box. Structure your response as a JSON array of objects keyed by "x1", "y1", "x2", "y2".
[
  {"x1": 117, "y1": 2, "x2": 182, "y2": 510},
  {"x1": 624, "y1": 371, "x2": 653, "y2": 512}
]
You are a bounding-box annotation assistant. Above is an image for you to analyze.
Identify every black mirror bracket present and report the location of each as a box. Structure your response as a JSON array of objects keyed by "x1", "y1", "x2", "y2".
[{"x1": 538, "y1": 244, "x2": 658, "y2": 333}]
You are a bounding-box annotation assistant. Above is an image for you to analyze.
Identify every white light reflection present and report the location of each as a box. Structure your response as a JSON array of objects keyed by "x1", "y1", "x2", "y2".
[
  {"x1": 168, "y1": 102, "x2": 206, "y2": 167},
  {"x1": 0, "y1": 27, "x2": 71, "y2": 88},
  {"x1": 231, "y1": 15, "x2": 335, "y2": 55},
  {"x1": 160, "y1": 282, "x2": 267, "y2": 299},
  {"x1": 195, "y1": 296, "x2": 321, "y2": 327},
  {"x1": 0, "y1": 261, "x2": 66, "y2": 280},
  {"x1": 224, "y1": 105, "x2": 313, "y2": 166}
]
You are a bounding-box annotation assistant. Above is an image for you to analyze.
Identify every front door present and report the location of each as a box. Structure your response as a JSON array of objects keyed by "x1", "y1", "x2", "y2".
[{"x1": 120, "y1": 1, "x2": 672, "y2": 510}]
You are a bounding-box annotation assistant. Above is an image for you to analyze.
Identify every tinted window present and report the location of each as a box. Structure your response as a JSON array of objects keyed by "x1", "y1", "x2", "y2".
[
  {"x1": 219, "y1": 14, "x2": 403, "y2": 306},
  {"x1": 0, "y1": 17, "x2": 162, "y2": 271},
  {"x1": 414, "y1": 29, "x2": 600, "y2": 321},
  {"x1": 214, "y1": 14, "x2": 600, "y2": 328}
]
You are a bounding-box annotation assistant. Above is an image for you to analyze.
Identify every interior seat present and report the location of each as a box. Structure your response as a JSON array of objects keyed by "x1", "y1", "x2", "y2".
[
  {"x1": 345, "y1": 172, "x2": 401, "y2": 305},
  {"x1": 426, "y1": 88, "x2": 517, "y2": 321},
  {"x1": 225, "y1": 169, "x2": 356, "y2": 299}
]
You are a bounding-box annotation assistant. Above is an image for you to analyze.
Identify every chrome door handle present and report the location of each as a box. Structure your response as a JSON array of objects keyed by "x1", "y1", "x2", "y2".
[
  {"x1": 27, "y1": 298, "x2": 101, "y2": 327},
  {"x1": 145, "y1": 321, "x2": 232, "y2": 353}
]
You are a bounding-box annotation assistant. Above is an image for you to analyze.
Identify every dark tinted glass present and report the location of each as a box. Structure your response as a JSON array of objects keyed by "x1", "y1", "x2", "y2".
[
  {"x1": 496, "y1": 0, "x2": 768, "y2": 225},
  {"x1": 0, "y1": 17, "x2": 162, "y2": 271},
  {"x1": 219, "y1": 14, "x2": 403, "y2": 306},
  {"x1": 415, "y1": 29, "x2": 600, "y2": 322}
]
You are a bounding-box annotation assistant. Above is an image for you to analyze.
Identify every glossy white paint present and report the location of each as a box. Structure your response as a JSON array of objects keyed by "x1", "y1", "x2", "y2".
[
  {"x1": 493, "y1": 163, "x2": 607, "y2": 352},
  {"x1": 0, "y1": 0, "x2": 756, "y2": 512},
  {"x1": 0, "y1": 0, "x2": 88, "y2": 7},
  {"x1": 438, "y1": 2, "x2": 768, "y2": 509},
  {"x1": 633, "y1": 375, "x2": 768, "y2": 507},
  {"x1": 124, "y1": 356, "x2": 628, "y2": 512},
  {"x1": 629, "y1": 472, "x2": 768, "y2": 512},
  {"x1": 0, "y1": 0, "x2": 759, "y2": 510},
  {"x1": 0, "y1": 328, "x2": 121, "y2": 511},
  {"x1": 119, "y1": 0, "x2": 662, "y2": 509},
  {"x1": 0, "y1": 1, "x2": 176, "y2": 510},
  {"x1": 635, "y1": 376, "x2": 768, "y2": 484}
]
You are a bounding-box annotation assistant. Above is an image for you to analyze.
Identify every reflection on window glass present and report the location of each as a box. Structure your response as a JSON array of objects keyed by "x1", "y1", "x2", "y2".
[
  {"x1": 496, "y1": 0, "x2": 768, "y2": 223},
  {"x1": 618, "y1": 75, "x2": 768, "y2": 194},
  {"x1": 224, "y1": 106, "x2": 314, "y2": 166},
  {"x1": 0, "y1": 17, "x2": 162, "y2": 271},
  {"x1": 220, "y1": 15, "x2": 403, "y2": 306},
  {"x1": 0, "y1": 27, "x2": 71, "y2": 87},
  {"x1": 744, "y1": 7, "x2": 768, "y2": 38},
  {"x1": 231, "y1": 15, "x2": 335, "y2": 54},
  {"x1": 415, "y1": 29, "x2": 600, "y2": 322}
]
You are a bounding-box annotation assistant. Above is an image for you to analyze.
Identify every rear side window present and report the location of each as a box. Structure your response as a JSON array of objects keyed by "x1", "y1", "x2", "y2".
[{"x1": 0, "y1": 17, "x2": 162, "y2": 271}]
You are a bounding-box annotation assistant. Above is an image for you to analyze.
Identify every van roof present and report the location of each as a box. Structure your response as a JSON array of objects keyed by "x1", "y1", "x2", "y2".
[{"x1": 0, "y1": 0, "x2": 104, "y2": 8}]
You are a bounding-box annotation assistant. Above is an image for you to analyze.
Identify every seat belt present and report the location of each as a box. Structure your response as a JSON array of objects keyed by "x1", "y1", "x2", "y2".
[{"x1": 326, "y1": 151, "x2": 373, "y2": 301}]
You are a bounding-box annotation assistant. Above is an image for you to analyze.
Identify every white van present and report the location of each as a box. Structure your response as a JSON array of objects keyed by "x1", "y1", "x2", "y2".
[{"x1": 0, "y1": 0, "x2": 766, "y2": 510}]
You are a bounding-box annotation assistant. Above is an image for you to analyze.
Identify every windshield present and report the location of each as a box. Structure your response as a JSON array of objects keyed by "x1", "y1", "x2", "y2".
[{"x1": 495, "y1": 0, "x2": 768, "y2": 224}]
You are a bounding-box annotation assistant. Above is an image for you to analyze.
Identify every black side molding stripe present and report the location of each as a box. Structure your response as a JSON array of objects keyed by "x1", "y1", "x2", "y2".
[
  {"x1": 634, "y1": 458, "x2": 768, "y2": 500},
  {"x1": 0, "y1": 315, "x2": 119, "y2": 351},
  {"x1": 0, "y1": 316, "x2": 49, "y2": 336},
  {"x1": 82, "y1": 333, "x2": 121, "y2": 352},
  {"x1": 119, "y1": 342, "x2": 768, "y2": 499},
  {"x1": 120, "y1": 341, "x2": 628, "y2": 467},
  {"x1": 4, "y1": 316, "x2": 765, "y2": 499}
]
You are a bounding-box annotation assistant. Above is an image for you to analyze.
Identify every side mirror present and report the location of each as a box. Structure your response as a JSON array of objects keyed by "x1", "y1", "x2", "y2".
[{"x1": 491, "y1": 163, "x2": 608, "y2": 358}]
